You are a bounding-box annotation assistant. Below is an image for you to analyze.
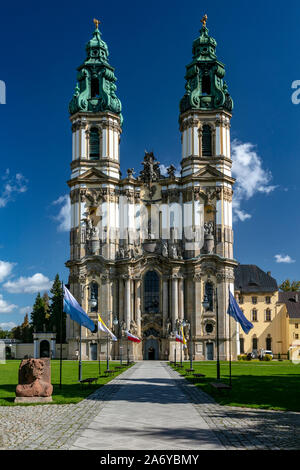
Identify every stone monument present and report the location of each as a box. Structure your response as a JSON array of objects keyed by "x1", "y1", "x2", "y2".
[{"x1": 15, "y1": 358, "x2": 53, "y2": 403}]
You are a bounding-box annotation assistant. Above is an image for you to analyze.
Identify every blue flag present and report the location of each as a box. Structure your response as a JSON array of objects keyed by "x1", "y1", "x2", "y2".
[
  {"x1": 227, "y1": 290, "x2": 254, "y2": 334},
  {"x1": 63, "y1": 285, "x2": 96, "y2": 332}
]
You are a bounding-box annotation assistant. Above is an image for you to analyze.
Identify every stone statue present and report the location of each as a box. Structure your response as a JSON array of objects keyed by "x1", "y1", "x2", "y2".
[
  {"x1": 204, "y1": 221, "x2": 214, "y2": 254},
  {"x1": 161, "y1": 241, "x2": 168, "y2": 257},
  {"x1": 15, "y1": 358, "x2": 53, "y2": 403},
  {"x1": 170, "y1": 243, "x2": 177, "y2": 259}
]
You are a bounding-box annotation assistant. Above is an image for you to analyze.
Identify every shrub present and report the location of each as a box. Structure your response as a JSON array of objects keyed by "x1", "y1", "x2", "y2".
[
  {"x1": 263, "y1": 354, "x2": 272, "y2": 361},
  {"x1": 238, "y1": 354, "x2": 247, "y2": 361}
]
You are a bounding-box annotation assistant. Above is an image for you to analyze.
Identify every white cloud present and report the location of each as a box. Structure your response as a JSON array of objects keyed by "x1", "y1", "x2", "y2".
[
  {"x1": 52, "y1": 195, "x2": 71, "y2": 232},
  {"x1": 0, "y1": 169, "x2": 28, "y2": 208},
  {"x1": 19, "y1": 306, "x2": 32, "y2": 315},
  {"x1": 0, "y1": 260, "x2": 15, "y2": 282},
  {"x1": 0, "y1": 322, "x2": 17, "y2": 331},
  {"x1": 3, "y1": 273, "x2": 52, "y2": 294},
  {"x1": 274, "y1": 254, "x2": 295, "y2": 264},
  {"x1": 231, "y1": 140, "x2": 277, "y2": 222},
  {"x1": 0, "y1": 294, "x2": 17, "y2": 313},
  {"x1": 159, "y1": 163, "x2": 181, "y2": 177}
]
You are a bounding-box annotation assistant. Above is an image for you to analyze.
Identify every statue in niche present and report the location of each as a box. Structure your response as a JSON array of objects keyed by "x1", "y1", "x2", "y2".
[
  {"x1": 161, "y1": 241, "x2": 168, "y2": 257},
  {"x1": 170, "y1": 243, "x2": 178, "y2": 259},
  {"x1": 204, "y1": 221, "x2": 215, "y2": 254},
  {"x1": 204, "y1": 221, "x2": 214, "y2": 235},
  {"x1": 130, "y1": 320, "x2": 137, "y2": 335}
]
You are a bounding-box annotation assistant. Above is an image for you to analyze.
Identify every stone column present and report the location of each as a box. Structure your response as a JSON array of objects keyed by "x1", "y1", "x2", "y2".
[
  {"x1": 50, "y1": 338, "x2": 56, "y2": 359},
  {"x1": 34, "y1": 339, "x2": 38, "y2": 359},
  {"x1": 172, "y1": 277, "x2": 178, "y2": 331},
  {"x1": 163, "y1": 278, "x2": 169, "y2": 334},
  {"x1": 135, "y1": 278, "x2": 141, "y2": 336},
  {"x1": 125, "y1": 277, "x2": 131, "y2": 330},
  {"x1": 119, "y1": 279, "x2": 124, "y2": 323},
  {"x1": 178, "y1": 278, "x2": 184, "y2": 320}
]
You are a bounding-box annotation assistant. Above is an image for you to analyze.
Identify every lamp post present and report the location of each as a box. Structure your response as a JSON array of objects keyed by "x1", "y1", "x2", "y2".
[
  {"x1": 176, "y1": 318, "x2": 188, "y2": 367},
  {"x1": 78, "y1": 284, "x2": 96, "y2": 382},
  {"x1": 106, "y1": 311, "x2": 112, "y2": 371},
  {"x1": 202, "y1": 288, "x2": 220, "y2": 381},
  {"x1": 113, "y1": 318, "x2": 125, "y2": 365}
]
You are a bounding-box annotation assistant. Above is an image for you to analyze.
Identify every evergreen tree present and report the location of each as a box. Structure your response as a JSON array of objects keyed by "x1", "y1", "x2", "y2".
[
  {"x1": 49, "y1": 274, "x2": 66, "y2": 343},
  {"x1": 20, "y1": 313, "x2": 33, "y2": 343},
  {"x1": 279, "y1": 279, "x2": 300, "y2": 292},
  {"x1": 30, "y1": 293, "x2": 50, "y2": 332}
]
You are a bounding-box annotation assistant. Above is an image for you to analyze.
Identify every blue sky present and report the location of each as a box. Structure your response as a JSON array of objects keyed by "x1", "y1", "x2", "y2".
[{"x1": 0, "y1": 0, "x2": 300, "y2": 329}]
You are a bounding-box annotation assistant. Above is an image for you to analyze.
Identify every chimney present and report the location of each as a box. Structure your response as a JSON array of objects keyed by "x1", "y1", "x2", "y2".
[{"x1": 267, "y1": 271, "x2": 271, "y2": 276}]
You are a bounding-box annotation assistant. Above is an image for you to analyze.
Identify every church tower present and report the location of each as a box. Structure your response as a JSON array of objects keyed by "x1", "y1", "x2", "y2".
[{"x1": 65, "y1": 17, "x2": 238, "y2": 362}]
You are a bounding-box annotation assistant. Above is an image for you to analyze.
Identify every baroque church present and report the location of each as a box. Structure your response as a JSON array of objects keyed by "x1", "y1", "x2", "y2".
[{"x1": 65, "y1": 17, "x2": 238, "y2": 361}]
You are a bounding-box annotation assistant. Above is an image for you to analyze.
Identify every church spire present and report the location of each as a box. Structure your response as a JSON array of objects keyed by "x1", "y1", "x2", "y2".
[
  {"x1": 69, "y1": 19, "x2": 122, "y2": 121},
  {"x1": 180, "y1": 16, "x2": 233, "y2": 114}
]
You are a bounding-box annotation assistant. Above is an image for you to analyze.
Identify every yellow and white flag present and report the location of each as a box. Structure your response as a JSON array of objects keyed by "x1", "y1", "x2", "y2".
[
  {"x1": 98, "y1": 314, "x2": 117, "y2": 341},
  {"x1": 181, "y1": 326, "x2": 187, "y2": 349}
]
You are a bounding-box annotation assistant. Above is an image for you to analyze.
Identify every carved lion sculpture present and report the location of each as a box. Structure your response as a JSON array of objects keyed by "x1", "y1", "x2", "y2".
[{"x1": 15, "y1": 358, "x2": 53, "y2": 398}]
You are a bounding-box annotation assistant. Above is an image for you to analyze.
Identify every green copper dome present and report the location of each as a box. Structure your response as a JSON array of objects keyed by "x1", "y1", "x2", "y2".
[
  {"x1": 69, "y1": 20, "x2": 122, "y2": 122},
  {"x1": 180, "y1": 17, "x2": 233, "y2": 114}
]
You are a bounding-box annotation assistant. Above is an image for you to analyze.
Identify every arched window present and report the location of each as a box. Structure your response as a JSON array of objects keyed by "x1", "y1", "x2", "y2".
[
  {"x1": 91, "y1": 77, "x2": 99, "y2": 98},
  {"x1": 252, "y1": 337, "x2": 258, "y2": 350},
  {"x1": 144, "y1": 271, "x2": 160, "y2": 313},
  {"x1": 90, "y1": 282, "x2": 98, "y2": 312},
  {"x1": 202, "y1": 75, "x2": 211, "y2": 95},
  {"x1": 240, "y1": 338, "x2": 245, "y2": 354},
  {"x1": 204, "y1": 281, "x2": 214, "y2": 311},
  {"x1": 266, "y1": 336, "x2": 272, "y2": 350},
  {"x1": 202, "y1": 125, "x2": 212, "y2": 156},
  {"x1": 89, "y1": 128, "x2": 100, "y2": 160}
]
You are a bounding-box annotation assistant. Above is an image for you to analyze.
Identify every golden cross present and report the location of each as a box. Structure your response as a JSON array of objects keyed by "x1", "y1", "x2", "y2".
[
  {"x1": 93, "y1": 18, "x2": 100, "y2": 29},
  {"x1": 201, "y1": 14, "x2": 208, "y2": 28}
]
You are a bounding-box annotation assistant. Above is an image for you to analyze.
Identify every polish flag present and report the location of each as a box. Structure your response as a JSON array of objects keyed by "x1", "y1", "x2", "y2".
[
  {"x1": 176, "y1": 333, "x2": 184, "y2": 343},
  {"x1": 125, "y1": 330, "x2": 141, "y2": 343}
]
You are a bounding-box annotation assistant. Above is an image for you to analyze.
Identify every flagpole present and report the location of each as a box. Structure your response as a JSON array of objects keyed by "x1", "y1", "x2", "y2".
[
  {"x1": 229, "y1": 293, "x2": 232, "y2": 387},
  {"x1": 78, "y1": 325, "x2": 82, "y2": 381},
  {"x1": 98, "y1": 319, "x2": 101, "y2": 376},
  {"x1": 216, "y1": 287, "x2": 221, "y2": 381},
  {"x1": 59, "y1": 281, "x2": 64, "y2": 389}
]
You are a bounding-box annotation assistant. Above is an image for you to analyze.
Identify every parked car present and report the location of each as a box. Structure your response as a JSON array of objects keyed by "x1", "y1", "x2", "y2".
[{"x1": 259, "y1": 349, "x2": 273, "y2": 359}]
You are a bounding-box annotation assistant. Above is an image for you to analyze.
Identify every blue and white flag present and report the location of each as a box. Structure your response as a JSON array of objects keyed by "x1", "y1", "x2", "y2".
[
  {"x1": 227, "y1": 290, "x2": 254, "y2": 334},
  {"x1": 63, "y1": 285, "x2": 96, "y2": 332}
]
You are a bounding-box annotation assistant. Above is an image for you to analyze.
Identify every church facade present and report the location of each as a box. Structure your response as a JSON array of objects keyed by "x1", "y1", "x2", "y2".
[{"x1": 65, "y1": 17, "x2": 239, "y2": 361}]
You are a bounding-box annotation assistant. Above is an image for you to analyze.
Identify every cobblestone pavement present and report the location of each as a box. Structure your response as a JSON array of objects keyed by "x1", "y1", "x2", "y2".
[
  {"x1": 0, "y1": 362, "x2": 299, "y2": 450},
  {"x1": 0, "y1": 365, "x2": 137, "y2": 450},
  {"x1": 167, "y1": 365, "x2": 300, "y2": 450}
]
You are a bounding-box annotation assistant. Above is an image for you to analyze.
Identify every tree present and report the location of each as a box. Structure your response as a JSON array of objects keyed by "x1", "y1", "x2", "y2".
[
  {"x1": 21, "y1": 313, "x2": 33, "y2": 343},
  {"x1": 279, "y1": 279, "x2": 300, "y2": 292},
  {"x1": 49, "y1": 274, "x2": 66, "y2": 343},
  {"x1": 10, "y1": 313, "x2": 33, "y2": 342},
  {"x1": 30, "y1": 292, "x2": 50, "y2": 332}
]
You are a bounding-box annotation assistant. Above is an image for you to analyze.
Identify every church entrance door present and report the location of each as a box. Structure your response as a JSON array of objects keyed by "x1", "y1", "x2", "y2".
[{"x1": 144, "y1": 338, "x2": 159, "y2": 360}]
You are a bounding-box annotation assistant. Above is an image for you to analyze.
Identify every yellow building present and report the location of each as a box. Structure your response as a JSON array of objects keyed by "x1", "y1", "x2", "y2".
[
  {"x1": 234, "y1": 265, "x2": 287, "y2": 356},
  {"x1": 278, "y1": 291, "x2": 300, "y2": 362}
]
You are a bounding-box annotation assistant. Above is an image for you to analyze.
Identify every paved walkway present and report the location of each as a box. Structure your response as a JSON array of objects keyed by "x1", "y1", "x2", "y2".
[
  {"x1": 1, "y1": 361, "x2": 300, "y2": 450},
  {"x1": 70, "y1": 361, "x2": 222, "y2": 450}
]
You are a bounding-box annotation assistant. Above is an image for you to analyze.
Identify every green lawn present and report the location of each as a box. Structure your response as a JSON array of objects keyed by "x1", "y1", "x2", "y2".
[
  {"x1": 0, "y1": 360, "x2": 132, "y2": 406},
  {"x1": 170, "y1": 360, "x2": 300, "y2": 412}
]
